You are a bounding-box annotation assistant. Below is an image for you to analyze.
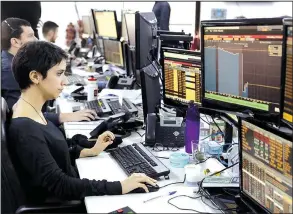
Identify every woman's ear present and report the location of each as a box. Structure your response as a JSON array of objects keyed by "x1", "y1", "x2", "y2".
[{"x1": 29, "y1": 70, "x2": 41, "y2": 85}]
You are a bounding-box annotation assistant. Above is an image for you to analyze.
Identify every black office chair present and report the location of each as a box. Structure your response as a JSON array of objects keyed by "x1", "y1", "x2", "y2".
[{"x1": 1, "y1": 97, "x2": 86, "y2": 214}]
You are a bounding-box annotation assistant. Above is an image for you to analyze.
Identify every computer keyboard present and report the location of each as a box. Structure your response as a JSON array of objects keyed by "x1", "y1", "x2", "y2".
[
  {"x1": 66, "y1": 75, "x2": 86, "y2": 85},
  {"x1": 109, "y1": 143, "x2": 170, "y2": 178},
  {"x1": 107, "y1": 98, "x2": 138, "y2": 116}
]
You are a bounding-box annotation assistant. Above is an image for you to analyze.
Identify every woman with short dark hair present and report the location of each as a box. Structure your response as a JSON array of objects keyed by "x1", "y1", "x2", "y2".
[{"x1": 8, "y1": 41, "x2": 157, "y2": 203}]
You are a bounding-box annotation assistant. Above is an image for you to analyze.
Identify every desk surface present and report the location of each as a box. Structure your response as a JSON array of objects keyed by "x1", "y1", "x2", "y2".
[
  {"x1": 57, "y1": 91, "x2": 230, "y2": 213},
  {"x1": 76, "y1": 132, "x2": 223, "y2": 213}
]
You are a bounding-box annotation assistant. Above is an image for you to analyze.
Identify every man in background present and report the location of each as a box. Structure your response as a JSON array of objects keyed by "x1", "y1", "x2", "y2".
[
  {"x1": 42, "y1": 21, "x2": 59, "y2": 43},
  {"x1": 152, "y1": 1, "x2": 171, "y2": 31},
  {"x1": 1, "y1": 18, "x2": 98, "y2": 124},
  {"x1": 1, "y1": 1, "x2": 41, "y2": 39}
]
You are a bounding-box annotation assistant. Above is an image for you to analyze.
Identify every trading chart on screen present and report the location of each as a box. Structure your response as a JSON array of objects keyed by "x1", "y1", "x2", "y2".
[{"x1": 204, "y1": 25, "x2": 283, "y2": 113}]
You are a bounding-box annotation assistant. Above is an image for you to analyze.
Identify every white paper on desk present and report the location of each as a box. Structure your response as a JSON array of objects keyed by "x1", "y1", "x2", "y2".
[{"x1": 99, "y1": 89, "x2": 142, "y2": 104}]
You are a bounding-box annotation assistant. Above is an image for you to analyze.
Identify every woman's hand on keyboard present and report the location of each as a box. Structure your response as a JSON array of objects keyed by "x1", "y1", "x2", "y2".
[
  {"x1": 59, "y1": 109, "x2": 98, "y2": 123},
  {"x1": 120, "y1": 173, "x2": 157, "y2": 194},
  {"x1": 91, "y1": 131, "x2": 115, "y2": 155}
]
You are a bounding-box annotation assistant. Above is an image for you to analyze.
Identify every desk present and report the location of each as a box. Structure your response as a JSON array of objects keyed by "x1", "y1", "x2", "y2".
[
  {"x1": 75, "y1": 129, "x2": 226, "y2": 213},
  {"x1": 57, "y1": 96, "x2": 228, "y2": 213}
]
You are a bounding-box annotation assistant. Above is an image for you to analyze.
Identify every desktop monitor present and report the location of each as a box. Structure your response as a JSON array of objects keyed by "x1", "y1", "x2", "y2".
[
  {"x1": 162, "y1": 47, "x2": 202, "y2": 108},
  {"x1": 92, "y1": 10, "x2": 118, "y2": 39},
  {"x1": 103, "y1": 39, "x2": 124, "y2": 67},
  {"x1": 135, "y1": 12, "x2": 158, "y2": 69},
  {"x1": 201, "y1": 18, "x2": 284, "y2": 120},
  {"x1": 239, "y1": 118, "x2": 292, "y2": 213},
  {"x1": 82, "y1": 15, "x2": 95, "y2": 35},
  {"x1": 281, "y1": 18, "x2": 293, "y2": 126},
  {"x1": 122, "y1": 11, "x2": 136, "y2": 47}
]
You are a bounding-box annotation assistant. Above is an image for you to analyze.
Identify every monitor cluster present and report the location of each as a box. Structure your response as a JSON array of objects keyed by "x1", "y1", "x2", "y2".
[
  {"x1": 87, "y1": 10, "x2": 291, "y2": 213},
  {"x1": 159, "y1": 17, "x2": 292, "y2": 214}
]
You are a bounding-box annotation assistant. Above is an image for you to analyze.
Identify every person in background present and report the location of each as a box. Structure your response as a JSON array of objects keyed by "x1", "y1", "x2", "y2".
[
  {"x1": 42, "y1": 21, "x2": 59, "y2": 43},
  {"x1": 1, "y1": 18, "x2": 97, "y2": 124},
  {"x1": 152, "y1": 1, "x2": 171, "y2": 31},
  {"x1": 8, "y1": 40, "x2": 157, "y2": 203},
  {"x1": 1, "y1": 1, "x2": 41, "y2": 39}
]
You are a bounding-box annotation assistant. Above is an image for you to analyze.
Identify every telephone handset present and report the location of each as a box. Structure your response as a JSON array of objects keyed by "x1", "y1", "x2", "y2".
[{"x1": 145, "y1": 113, "x2": 185, "y2": 147}]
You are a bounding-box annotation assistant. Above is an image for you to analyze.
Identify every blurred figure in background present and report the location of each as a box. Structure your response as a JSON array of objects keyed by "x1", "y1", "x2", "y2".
[
  {"x1": 152, "y1": 1, "x2": 171, "y2": 31},
  {"x1": 42, "y1": 21, "x2": 59, "y2": 43}
]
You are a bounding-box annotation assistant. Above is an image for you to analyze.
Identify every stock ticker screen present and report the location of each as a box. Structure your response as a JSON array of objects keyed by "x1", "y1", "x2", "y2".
[
  {"x1": 204, "y1": 25, "x2": 283, "y2": 113},
  {"x1": 241, "y1": 120, "x2": 292, "y2": 213},
  {"x1": 163, "y1": 51, "x2": 201, "y2": 105},
  {"x1": 283, "y1": 26, "x2": 293, "y2": 124}
]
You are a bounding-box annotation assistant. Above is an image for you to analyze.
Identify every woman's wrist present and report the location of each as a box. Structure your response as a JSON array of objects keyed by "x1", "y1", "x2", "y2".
[{"x1": 79, "y1": 147, "x2": 100, "y2": 158}]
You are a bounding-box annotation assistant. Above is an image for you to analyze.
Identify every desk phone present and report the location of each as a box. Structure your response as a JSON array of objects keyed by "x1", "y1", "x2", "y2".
[
  {"x1": 84, "y1": 99, "x2": 112, "y2": 116},
  {"x1": 145, "y1": 113, "x2": 185, "y2": 147}
]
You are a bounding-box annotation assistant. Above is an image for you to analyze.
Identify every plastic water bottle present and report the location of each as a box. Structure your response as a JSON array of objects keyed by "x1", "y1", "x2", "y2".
[
  {"x1": 87, "y1": 76, "x2": 98, "y2": 101},
  {"x1": 185, "y1": 101, "x2": 200, "y2": 154}
]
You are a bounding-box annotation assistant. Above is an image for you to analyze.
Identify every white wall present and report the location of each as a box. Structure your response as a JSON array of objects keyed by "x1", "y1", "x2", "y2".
[
  {"x1": 40, "y1": 1, "x2": 195, "y2": 47},
  {"x1": 201, "y1": 1, "x2": 292, "y2": 20},
  {"x1": 39, "y1": 1, "x2": 292, "y2": 47}
]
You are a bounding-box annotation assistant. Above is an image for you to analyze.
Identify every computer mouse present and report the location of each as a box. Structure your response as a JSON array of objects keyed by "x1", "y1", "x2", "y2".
[
  {"x1": 129, "y1": 183, "x2": 160, "y2": 194},
  {"x1": 75, "y1": 83, "x2": 83, "y2": 86}
]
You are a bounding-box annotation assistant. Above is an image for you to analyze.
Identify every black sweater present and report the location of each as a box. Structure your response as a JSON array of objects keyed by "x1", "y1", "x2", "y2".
[{"x1": 8, "y1": 117, "x2": 122, "y2": 203}]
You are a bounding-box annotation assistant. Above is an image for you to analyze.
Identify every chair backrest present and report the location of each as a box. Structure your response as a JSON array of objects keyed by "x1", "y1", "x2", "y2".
[{"x1": 1, "y1": 97, "x2": 25, "y2": 213}]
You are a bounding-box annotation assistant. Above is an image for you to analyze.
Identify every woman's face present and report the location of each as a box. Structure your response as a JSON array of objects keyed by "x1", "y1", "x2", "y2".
[{"x1": 37, "y1": 59, "x2": 68, "y2": 100}]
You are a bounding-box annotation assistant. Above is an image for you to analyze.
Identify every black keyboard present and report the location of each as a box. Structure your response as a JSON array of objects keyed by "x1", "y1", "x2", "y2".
[{"x1": 110, "y1": 143, "x2": 170, "y2": 178}]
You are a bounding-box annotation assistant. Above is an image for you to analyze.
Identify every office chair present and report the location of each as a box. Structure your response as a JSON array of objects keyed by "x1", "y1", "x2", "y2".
[{"x1": 1, "y1": 97, "x2": 86, "y2": 213}]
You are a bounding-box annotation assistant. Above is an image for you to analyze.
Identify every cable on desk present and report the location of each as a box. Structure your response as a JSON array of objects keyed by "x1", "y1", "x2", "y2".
[
  {"x1": 205, "y1": 114, "x2": 211, "y2": 125},
  {"x1": 222, "y1": 188, "x2": 239, "y2": 197},
  {"x1": 135, "y1": 131, "x2": 145, "y2": 138},
  {"x1": 196, "y1": 162, "x2": 240, "y2": 212},
  {"x1": 158, "y1": 158, "x2": 214, "y2": 190},
  {"x1": 200, "y1": 134, "x2": 212, "y2": 141},
  {"x1": 159, "y1": 174, "x2": 186, "y2": 189},
  {"x1": 200, "y1": 196, "x2": 237, "y2": 211},
  {"x1": 152, "y1": 143, "x2": 180, "y2": 152},
  {"x1": 211, "y1": 117, "x2": 224, "y2": 138},
  {"x1": 167, "y1": 195, "x2": 205, "y2": 213},
  {"x1": 200, "y1": 115, "x2": 210, "y2": 125},
  {"x1": 155, "y1": 156, "x2": 169, "y2": 159}
]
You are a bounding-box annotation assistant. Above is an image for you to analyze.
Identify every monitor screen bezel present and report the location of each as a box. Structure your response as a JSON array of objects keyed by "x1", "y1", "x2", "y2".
[
  {"x1": 238, "y1": 117, "x2": 292, "y2": 214},
  {"x1": 91, "y1": 9, "x2": 119, "y2": 40},
  {"x1": 280, "y1": 18, "x2": 293, "y2": 127},
  {"x1": 201, "y1": 18, "x2": 284, "y2": 122},
  {"x1": 161, "y1": 47, "x2": 202, "y2": 109}
]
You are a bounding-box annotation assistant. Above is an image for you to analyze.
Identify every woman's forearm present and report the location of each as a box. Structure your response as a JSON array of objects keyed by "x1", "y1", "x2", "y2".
[{"x1": 79, "y1": 147, "x2": 102, "y2": 158}]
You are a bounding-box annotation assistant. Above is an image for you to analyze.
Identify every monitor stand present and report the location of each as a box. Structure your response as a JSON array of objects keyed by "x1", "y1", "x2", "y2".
[{"x1": 223, "y1": 122, "x2": 233, "y2": 152}]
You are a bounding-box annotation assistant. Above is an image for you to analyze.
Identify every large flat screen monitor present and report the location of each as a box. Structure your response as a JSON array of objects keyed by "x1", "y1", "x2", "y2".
[
  {"x1": 240, "y1": 118, "x2": 292, "y2": 213},
  {"x1": 201, "y1": 18, "x2": 284, "y2": 120},
  {"x1": 162, "y1": 47, "x2": 201, "y2": 108}
]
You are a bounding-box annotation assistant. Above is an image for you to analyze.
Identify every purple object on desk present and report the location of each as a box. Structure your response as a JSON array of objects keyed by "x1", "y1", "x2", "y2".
[{"x1": 185, "y1": 101, "x2": 200, "y2": 154}]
